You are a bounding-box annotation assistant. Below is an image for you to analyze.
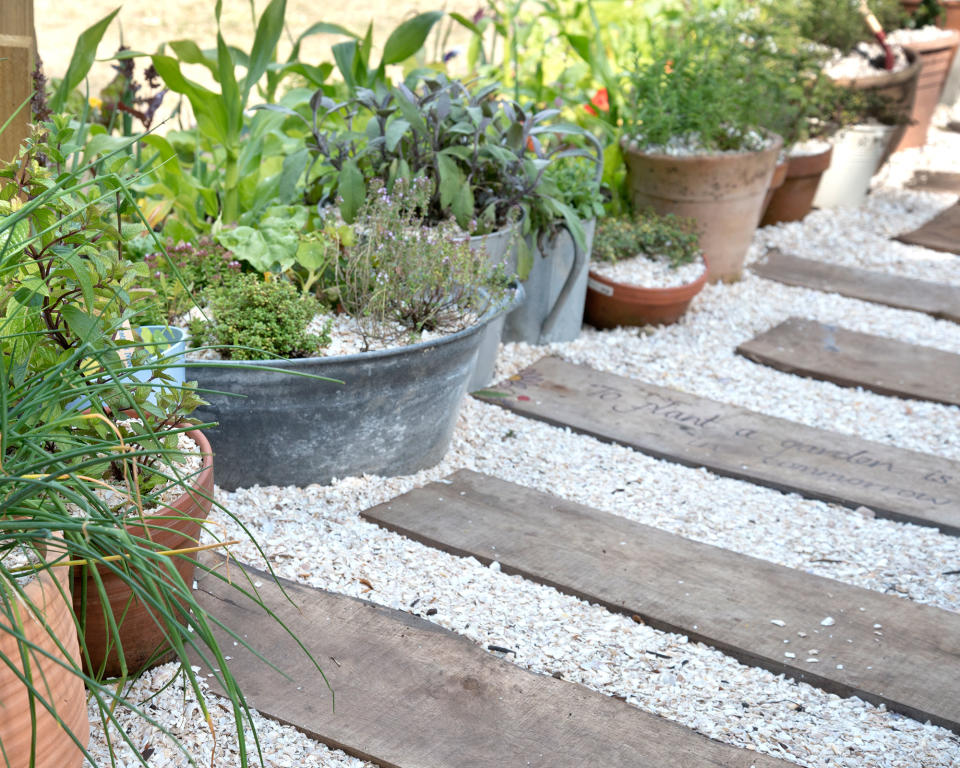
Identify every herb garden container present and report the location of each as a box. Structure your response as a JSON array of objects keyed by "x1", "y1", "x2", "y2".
[
  {"x1": 1, "y1": 533, "x2": 88, "y2": 767},
  {"x1": 759, "y1": 158, "x2": 789, "y2": 225},
  {"x1": 584, "y1": 257, "x2": 709, "y2": 328},
  {"x1": 830, "y1": 48, "x2": 921, "y2": 166},
  {"x1": 503, "y1": 219, "x2": 596, "y2": 345},
  {"x1": 761, "y1": 144, "x2": 833, "y2": 225},
  {"x1": 623, "y1": 136, "x2": 782, "y2": 283},
  {"x1": 73, "y1": 428, "x2": 214, "y2": 678},
  {"x1": 468, "y1": 225, "x2": 523, "y2": 391},
  {"x1": 898, "y1": 33, "x2": 960, "y2": 150},
  {"x1": 192, "y1": 301, "x2": 509, "y2": 489}
]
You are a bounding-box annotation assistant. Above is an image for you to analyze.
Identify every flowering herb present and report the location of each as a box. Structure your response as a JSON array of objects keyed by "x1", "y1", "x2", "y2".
[{"x1": 592, "y1": 211, "x2": 701, "y2": 270}]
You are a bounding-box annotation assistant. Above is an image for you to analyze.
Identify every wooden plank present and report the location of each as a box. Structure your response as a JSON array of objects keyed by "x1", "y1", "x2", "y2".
[
  {"x1": 474, "y1": 356, "x2": 960, "y2": 535},
  {"x1": 0, "y1": 0, "x2": 35, "y2": 162},
  {"x1": 751, "y1": 248, "x2": 960, "y2": 323},
  {"x1": 363, "y1": 470, "x2": 960, "y2": 733},
  {"x1": 192, "y1": 558, "x2": 787, "y2": 768},
  {"x1": 895, "y1": 201, "x2": 960, "y2": 254},
  {"x1": 906, "y1": 170, "x2": 960, "y2": 194},
  {"x1": 737, "y1": 317, "x2": 960, "y2": 407}
]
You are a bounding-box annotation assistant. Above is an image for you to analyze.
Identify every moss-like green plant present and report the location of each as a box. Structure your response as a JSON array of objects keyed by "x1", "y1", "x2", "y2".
[
  {"x1": 592, "y1": 211, "x2": 700, "y2": 269},
  {"x1": 190, "y1": 274, "x2": 328, "y2": 360}
]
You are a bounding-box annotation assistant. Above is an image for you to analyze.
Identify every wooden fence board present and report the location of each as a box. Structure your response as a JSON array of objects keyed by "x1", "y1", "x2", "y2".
[
  {"x1": 474, "y1": 356, "x2": 960, "y2": 535},
  {"x1": 737, "y1": 317, "x2": 960, "y2": 407},
  {"x1": 0, "y1": 0, "x2": 36, "y2": 162},
  {"x1": 751, "y1": 249, "x2": 960, "y2": 322},
  {"x1": 896, "y1": 202, "x2": 960, "y2": 254},
  {"x1": 192, "y1": 558, "x2": 787, "y2": 768},
  {"x1": 363, "y1": 470, "x2": 960, "y2": 733}
]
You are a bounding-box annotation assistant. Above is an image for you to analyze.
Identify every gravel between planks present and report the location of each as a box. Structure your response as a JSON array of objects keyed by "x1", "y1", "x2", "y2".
[{"x1": 85, "y1": 113, "x2": 960, "y2": 766}]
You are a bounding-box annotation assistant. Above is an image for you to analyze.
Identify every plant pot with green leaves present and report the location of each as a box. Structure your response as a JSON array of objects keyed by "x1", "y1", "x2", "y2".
[
  {"x1": 266, "y1": 73, "x2": 596, "y2": 382},
  {"x1": 1, "y1": 121, "x2": 324, "y2": 765},
  {"x1": 619, "y1": 11, "x2": 784, "y2": 283},
  {"x1": 584, "y1": 211, "x2": 708, "y2": 328},
  {"x1": 168, "y1": 181, "x2": 512, "y2": 490},
  {"x1": 783, "y1": 0, "x2": 922, "y2": 163}
]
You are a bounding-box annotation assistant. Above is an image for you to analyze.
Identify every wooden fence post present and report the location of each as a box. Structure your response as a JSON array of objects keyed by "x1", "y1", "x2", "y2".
[{"x1": 0, "y1": 0, "x2": 36, "y2": 161}]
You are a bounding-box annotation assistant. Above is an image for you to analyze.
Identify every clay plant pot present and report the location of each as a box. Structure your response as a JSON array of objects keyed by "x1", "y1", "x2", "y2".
[
  {"x1": 623, "y1": 136, "x2": 782, "y2": 284},
  {"x1": 900, "y1": 0, "x2": 960, "y2": 31},
  {"x1": 898, "y1": 32, "x2": 960, "y2": 150},
  {"x1": 759, "y1": 158, "x2": 789, "y2": 225},
  {"x1": 584, "y1": 258, "x2": 709, "y2": 329},
  {"x1": 830, "y1": 48, "x2": 922, "y2": 166},
  {"x1": 1, "y1": 533, "x2": 89, "y2": 767},
  {"x1": 72, "y1": 428, "x2": 214, "y2": 679},
  {"x1": 761, "y1": 144, "x2": 834, "y2": 225}
]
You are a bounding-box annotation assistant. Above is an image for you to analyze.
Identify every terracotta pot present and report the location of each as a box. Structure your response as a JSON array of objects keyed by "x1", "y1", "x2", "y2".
[
  {"x1": 73, "y1": 428, "x2": 214, "y2": 678},
  {"x1": 830, "y1": 47, "x2": 922, "y2": 166},
  {"x1": 898, "y1": 32, "x2": 960, "y2": 149},
  {"x1": 900, "y1": 1, "x2": 960, "y2": 31},
  {"x1": 761, "y1": 144, "x2": 834, "y2": 225},
  {"x1": 1, "y1": 534, "x2": 89, "y2": 767},
  {"x1": 759, "y1": 158, "x2": 789, "y2": 225},
  {"x1": 623, "y1": 136, "x2": 782, "y2": 284},
  {"x1": 584, "y1": 259, "x2": 709, "y2": 328}
]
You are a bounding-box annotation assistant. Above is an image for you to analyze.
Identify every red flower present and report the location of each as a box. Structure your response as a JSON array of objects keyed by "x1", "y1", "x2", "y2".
[{"x1": 584, "y1": 88, "x2": 609, "y2": 116}]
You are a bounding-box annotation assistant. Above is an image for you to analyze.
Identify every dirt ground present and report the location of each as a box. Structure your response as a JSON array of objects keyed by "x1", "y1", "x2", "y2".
[{"x1": 34, "y1": 0, "x2": 479, "y2": 94}]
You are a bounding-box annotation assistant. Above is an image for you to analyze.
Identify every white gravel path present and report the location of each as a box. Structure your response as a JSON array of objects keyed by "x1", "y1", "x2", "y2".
[{"x1": 87, "y1": 112, "x2": 960, "y2": 767}]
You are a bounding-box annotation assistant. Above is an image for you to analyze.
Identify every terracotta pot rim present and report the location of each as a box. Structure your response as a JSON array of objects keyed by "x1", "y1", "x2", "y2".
[
  {"x1": 587, "y1": 258, "x2": 709, "y2": 303},
  {"x1": 622, "y1": 134, "x2": 783, "y2": 162},
  {"x1": 900, "y1": 29, "x2": 960, "y2": 54},
  {"x1": 785, "y1": 144, "x2": 834, "y2": 177}
]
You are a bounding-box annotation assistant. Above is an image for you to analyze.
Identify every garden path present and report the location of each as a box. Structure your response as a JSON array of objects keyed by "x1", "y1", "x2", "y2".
[{"x1": 895, "y1": 200, "x2": 960, "y2": 253}]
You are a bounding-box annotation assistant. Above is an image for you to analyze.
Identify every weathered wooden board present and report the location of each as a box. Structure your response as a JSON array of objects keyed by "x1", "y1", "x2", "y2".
[
  {"x1": 474, "y1": 356, "x2": 960, "y2": 535},
  {"x1": 737, "y1": 317, "x2": 960, "y2": 407},
  {"x1": 751, "y1": 249, "x2": 960, "y2": 322},
  {"x1": 363, "y1": 470, "x2": 960, "y2": 732},
  {"x1": 895, "y1": 201, "x2": 960, "y2": 254},
  {"x1": 907, "y1": 170, "x2": 960, "y2": 194},
  {"x1": 192, "y1": 558, "x2": 787, "y2": 768}
]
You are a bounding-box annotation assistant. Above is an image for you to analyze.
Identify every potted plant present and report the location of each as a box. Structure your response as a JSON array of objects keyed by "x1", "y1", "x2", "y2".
[
  {"x1": 0, "y1": 121, "x2": 324, "y2": 764},
  {"x1": 619, "y1": 11, "x2": 783, "y2": 283},
  {"x1": 175, "y1": 180, "x2": 511, "y2": 490},
  {"x1": 584, "y1": 210, "x2": 708, "y2": 329},
  {"x1": 888, "y1": 1, "x2": 960, "y2": 149},
  {"x1": 272, "y1": 73, "x2": 597, "y2": 379}
]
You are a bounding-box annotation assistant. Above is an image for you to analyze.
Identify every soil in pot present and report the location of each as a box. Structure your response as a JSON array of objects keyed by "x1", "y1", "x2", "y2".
[
  {"x1": 1, "y1": 534, "x2": 89, "y2": 767},
  {"x1": 72, "y1": 428, "x2": 214, "y2": 679},
  {"x1": 584, "y1": 256, "x2": 708, "y2": 328},
  {"x1": 623, "y1": 136, "x2": 782, "y2": 284},
  {"x1": 761, "y1": 143, "x2": 834, "y2": 225},
  {"x1": 896, "y1": 31, "x2": 960, "y2": 149}
]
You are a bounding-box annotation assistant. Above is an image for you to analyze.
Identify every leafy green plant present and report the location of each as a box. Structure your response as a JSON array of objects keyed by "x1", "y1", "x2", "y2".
[
  {"x1": 0, "y1": 121, "x2": 326, "y2": 766},
  {"x1": 189, "y1": 274, "x2": 329, "y2": 360},
  {"x1": 592, "y1": 210, "x2": 701, "y2": 269},
  {"x1": 905, "y1": 0, "x2": 946, "y2": 27},
  {"x1": 333, "y1": 179, "x2": 510, "y2": 349},
  {"x1": 622, "y1": 8, "x2": 792, "y2": 152},
  {"x1": 782, "y1": 0, "x2": 907, "y2": 54}
]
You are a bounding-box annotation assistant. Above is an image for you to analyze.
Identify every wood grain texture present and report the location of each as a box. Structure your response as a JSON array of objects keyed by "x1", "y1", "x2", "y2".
[
  {"x1": 363, "y1": 470, "x2": 960, "y2": 732},
  {"x1": 895, "y1": 201, "x2": 960, "y2": 254},
  {"x1": 192, "y1": 557, "x2": 788, "y2": 768},
  {"x1": 907, "y1": 170, "x2": 960, "y2": 194},
  {"x1": 475, "y1": 356, "x2": 960, "y2": 535},
  {"x1": 737, "y1": 317, "x2": 960, "y2": 407},
  {"x1": 752, "y1": 249, "x2": 960, "y2": 322},
  {"x1": 0, "y1": 0, "x2": 35, "y2": 162}
]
